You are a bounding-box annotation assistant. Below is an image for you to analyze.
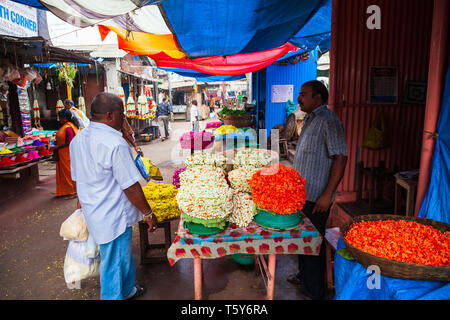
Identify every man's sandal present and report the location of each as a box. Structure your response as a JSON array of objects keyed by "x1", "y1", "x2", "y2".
[
  {"x1": 125, "y1": 284, "x2": 146, "y2": 300},
  {"x1": 286, "y1": 274, "x2": 302, "y2": 285}
]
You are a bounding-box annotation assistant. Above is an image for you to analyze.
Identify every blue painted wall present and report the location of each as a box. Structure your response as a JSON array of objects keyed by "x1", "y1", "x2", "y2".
[{"x1": 264, "y1": 50, "x2": 318, "y2": 137}]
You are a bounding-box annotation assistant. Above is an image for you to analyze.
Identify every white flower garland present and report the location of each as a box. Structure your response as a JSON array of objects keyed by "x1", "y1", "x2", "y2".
[
  {"x1": 230, "y1": 191, "x2": 256, "y2": 228},
  {"x1": 185, "y1": 151, "x2": 227, "y2": 170},
  {"x1": 228, "y1": 166, "x2": 259, "y2": 194},
  {"x1": 233, "y1": 148, "x2": 271, "y2": 169},
  {"x1": 176, "y1": 166, "x2": 233, "y2": 220}
]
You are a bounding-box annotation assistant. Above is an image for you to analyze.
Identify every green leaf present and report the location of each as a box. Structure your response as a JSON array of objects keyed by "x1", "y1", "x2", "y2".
[{"x1": 337, "y1": 248, "x2": 355, "y2": 260}]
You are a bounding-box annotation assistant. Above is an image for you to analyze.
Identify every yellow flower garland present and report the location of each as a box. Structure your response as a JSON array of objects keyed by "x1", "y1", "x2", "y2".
[{"x1": 142, "y1": 182, "x2": 181, "y2": 222}]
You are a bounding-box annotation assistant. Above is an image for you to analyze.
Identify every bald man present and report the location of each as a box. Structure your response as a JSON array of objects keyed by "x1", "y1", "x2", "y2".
[{"x1": 69, "y1": 92, "x2": 157, "y2": 300}]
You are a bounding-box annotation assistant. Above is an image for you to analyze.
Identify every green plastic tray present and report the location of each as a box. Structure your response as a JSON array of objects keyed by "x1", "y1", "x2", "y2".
[
  {"x1": 184, "y1": 221, "x2": 229, "y2": 236},
  {"x1": 254, "y1": 208, "x2": 302, "y2": 230}
]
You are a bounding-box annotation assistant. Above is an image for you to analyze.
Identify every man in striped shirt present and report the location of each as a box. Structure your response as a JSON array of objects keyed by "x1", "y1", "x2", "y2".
[{"x1": 288, "y1": 80, "x2": 347, "y2": 300}]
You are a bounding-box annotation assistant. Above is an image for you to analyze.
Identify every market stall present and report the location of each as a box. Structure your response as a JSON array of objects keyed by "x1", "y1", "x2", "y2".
[
  {"x1": 163, "y1": 148, "x2": 322, "y2": 299},
  {"x1": 0, "y1": 130, "x2": 55, "y2": 200}
]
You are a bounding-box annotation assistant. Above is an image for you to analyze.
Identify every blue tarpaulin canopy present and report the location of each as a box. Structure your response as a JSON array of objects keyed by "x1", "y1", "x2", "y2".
[
  {"x1": 12, "y1": 0, "x2": 331, "y2": 58},
  {"x1": 160, "y1": 68, "x2": 246, "y2": 83}
]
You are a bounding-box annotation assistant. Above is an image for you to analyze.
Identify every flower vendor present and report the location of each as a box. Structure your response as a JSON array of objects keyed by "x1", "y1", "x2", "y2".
[{"x1": 288, "y1": 80, "x2": 348, "y2": 300}]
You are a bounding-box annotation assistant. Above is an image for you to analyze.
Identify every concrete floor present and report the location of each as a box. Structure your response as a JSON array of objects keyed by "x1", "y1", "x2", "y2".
[{"x1": 0, "y1": 117, "x2": 341, "y2": 300}]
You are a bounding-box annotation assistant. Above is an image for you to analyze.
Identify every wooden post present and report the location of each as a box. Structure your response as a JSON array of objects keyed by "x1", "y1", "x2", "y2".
[
  {"x1": 266, "y1": 254, "x2": 276, "y2": 300},
  {"x1": 194, "y1": 257, "x2": 202, "y2": 300},
  {"x1": 415, "y1": 0, "x2": 449, "y2": 216}
]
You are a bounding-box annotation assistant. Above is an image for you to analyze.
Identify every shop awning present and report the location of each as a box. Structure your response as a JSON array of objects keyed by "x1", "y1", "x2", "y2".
[
  {"x1": 0, "y1": 36, "x2": 95, "y2": 65},
  {"x1": 13, "y1": 0, "x2": 331, "y2": 75}
]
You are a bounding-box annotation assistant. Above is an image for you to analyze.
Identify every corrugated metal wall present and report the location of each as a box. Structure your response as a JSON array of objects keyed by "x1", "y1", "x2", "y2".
[
  {"x1": 329, "y1": 0, "x2": 434, "y2": 192},
  {"x1": 264, "y1": 50, "x2": 318, "y2": 137}
]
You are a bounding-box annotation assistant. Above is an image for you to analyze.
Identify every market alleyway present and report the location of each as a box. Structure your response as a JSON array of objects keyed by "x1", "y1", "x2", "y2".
[{"x1": 0, "y1": 118, "x2": 341, "y2": 300}]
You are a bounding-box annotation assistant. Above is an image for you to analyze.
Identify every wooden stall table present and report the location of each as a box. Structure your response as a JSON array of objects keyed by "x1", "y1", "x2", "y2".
[{"x1": 167, "y1": 215, "x2": 323, "y2": 300}]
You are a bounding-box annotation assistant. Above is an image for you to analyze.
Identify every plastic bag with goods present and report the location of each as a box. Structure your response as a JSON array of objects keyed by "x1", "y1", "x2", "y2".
[
  {"x1": 59, "y1": 209, "x2": 89, "y2": 241},
  {"x1": 63, "y1": 234, "x2": 100, "y2": 287}
]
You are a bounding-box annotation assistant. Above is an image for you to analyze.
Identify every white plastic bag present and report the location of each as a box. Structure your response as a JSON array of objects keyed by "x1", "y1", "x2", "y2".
[
  {"x1": 64, "y1": 234, "x2": 100, "y2": 288},
  {"x1": 60, "y1": 209, "x2": 88, "y2": 241}
]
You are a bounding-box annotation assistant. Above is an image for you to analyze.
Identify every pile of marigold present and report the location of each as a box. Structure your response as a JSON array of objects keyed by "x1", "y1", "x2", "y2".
[
  {"x1": 249, "y1": 163, "x2": 306, "y2": 215},
  {"x1": 142, "y1": 182, "x2": 180, "y2": 222},
  {"x1": 345, "y1": 220, "x2": 450, "y2": 266}
]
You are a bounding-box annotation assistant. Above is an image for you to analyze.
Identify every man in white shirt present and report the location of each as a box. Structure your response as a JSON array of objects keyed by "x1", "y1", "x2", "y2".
[
  {"x1": 190, "y1": 100, "x2": 200, "y2": 132},
  {"x1": 70, "y1": 92, "x2": 157, "y2": 300},
  {"x1": 64, "y1": 99, "x2": 90, "y2": 129}
]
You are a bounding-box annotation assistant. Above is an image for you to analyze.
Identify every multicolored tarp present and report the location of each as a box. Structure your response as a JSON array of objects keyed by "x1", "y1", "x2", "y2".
[
  {"x1": 161, "y1": 68, "x2": 246, "y2": 83},
  {"x1": 15, "y1": 0, "x2": 331, "y2": 75}
]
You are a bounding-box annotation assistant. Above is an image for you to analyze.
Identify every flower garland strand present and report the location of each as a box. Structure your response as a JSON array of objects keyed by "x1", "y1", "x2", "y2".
[
  {"x1": 230, "y1": 191, "x2": 257, "y2": 228},
  {"x1": 176, "y1": 166, "x2": 233, "y2": 227},
  {"x1": 233, "y1": 148, "x2": 271, "y2": 169},
  {"x1": 228, "y1": 166, "x2": 259, "y2": 194}
]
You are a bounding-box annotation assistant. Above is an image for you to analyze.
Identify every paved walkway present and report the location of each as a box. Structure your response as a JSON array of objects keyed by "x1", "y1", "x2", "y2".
[{"x1": 0, "y1": 118, "x2": 336, "y2": 300}]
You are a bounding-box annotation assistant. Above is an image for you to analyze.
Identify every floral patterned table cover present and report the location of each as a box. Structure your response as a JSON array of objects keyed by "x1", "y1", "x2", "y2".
[{"x1": 167, "y1": 214, "x2": 323, "y2": 266}]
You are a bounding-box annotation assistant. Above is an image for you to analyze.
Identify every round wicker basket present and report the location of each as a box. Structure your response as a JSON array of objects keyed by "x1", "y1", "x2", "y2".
[
  {"x1": 222, "y1": 114, "x2": 252, "y2": 128},
  {"x1": 340, "y1": 214, "x2": 450, "y2": 282}
]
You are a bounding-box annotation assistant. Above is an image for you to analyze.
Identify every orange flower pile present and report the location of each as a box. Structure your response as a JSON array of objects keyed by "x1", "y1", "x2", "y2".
[
  {"x1": 345, "y1": 220, "x2": 450, "y2": 266},
  {"x1": 249, "y1": 163, "x2": 306, "y2": 215}
]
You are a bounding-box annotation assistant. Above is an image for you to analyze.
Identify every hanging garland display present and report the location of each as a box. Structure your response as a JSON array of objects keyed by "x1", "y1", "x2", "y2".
[
  {"x1": 78, "y1": 96, "x2": 86, "y2": 115},
  {"x1": 56, "y1": 99, "x2": 64, "y2": 121},
  {"x1": 32, "y1": 99, "x2": 41, "y2": 126},
  {"x1": 116, "y1": 87, "x2": 126, "y2": 107},
  {"x1": 147, "y1": 95, "x2": 156, "y2": 119},
  {"x1": 137, "y1": 95, "x2": 149, "y2": 120},
  {"x1": 126, "y1": 95, "x2": 136, "y2": 118}
]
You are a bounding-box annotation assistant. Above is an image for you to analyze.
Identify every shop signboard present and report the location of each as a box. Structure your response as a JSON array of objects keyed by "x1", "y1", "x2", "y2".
[
  {"x1": 271, "y1": 84, "x2": 294, "y2": 103},
  {"x1": 0, "y1": 0, "x2": 38, "y2": 37},
  {"x1": 369, "y1": 66, "x2": 398, "y2": 104}
]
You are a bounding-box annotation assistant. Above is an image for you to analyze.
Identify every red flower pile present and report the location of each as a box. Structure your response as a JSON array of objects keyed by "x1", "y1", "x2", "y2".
[
  {"x1": 249, "y1": 163, "x2": 306, "y2": 215},
  {"x1": 0, "y1": 157, "x2": 17, "y2": 167},
  {"x1": 345, "y1": 220, "x2": 450, "y2": 266}
]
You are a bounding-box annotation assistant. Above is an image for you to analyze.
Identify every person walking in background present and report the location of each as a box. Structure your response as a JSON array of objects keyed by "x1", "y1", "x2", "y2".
[
  {"x1": 70, "y1": 92, "x2": 157, "y2": 300},
  {"x1": 54, "y1": 109, "x2": 79, "y2": 199},
  {"x1": 209, "y1": 95, "x2": 216, "y2": 118},
  {"x1": 64, "y1": 99, "x2": 90, "y2": 129},
  {"x1": 190, "y1": 100, "x2": 200, "y2": 132},
  {"x1": 287, "y1": 80, "x2": 347, "y2": 300},
  {"x1": 156, "y1": 97, "x2": 173, "y2": 141},
  {"x1": 241, "y1": 96, "x2": 248, "y2": 109}
]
